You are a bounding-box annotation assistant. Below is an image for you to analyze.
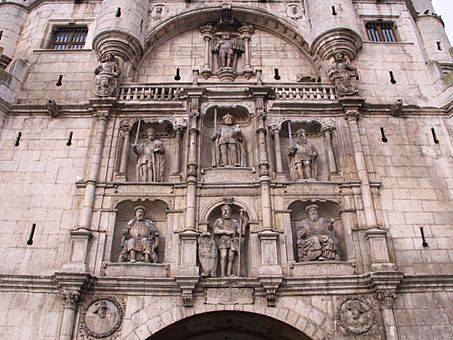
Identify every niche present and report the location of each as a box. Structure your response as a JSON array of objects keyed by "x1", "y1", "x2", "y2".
[
  {"x1": 289, "y1": 200, "x2": 346, "y2": 262},
  {"x1": 198, "y1": 203, "x2": 250, "y2": 278},
  {"x1": 110, "y1": 199, "x2": 168, "y2": 264}
]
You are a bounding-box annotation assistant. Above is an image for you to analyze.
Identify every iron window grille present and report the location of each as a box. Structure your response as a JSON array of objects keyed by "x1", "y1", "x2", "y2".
[
  {"x1": 366, "y1": 22, "x2": 398, "y2": 43},
  {"x1": 49, "y1": 26, "x2": 88, "y2": 49}
]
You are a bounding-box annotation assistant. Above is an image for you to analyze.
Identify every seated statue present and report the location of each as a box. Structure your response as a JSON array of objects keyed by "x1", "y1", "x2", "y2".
[
  {"x1": 296, "y1": 204, "x2": 340, "y2": 262},
  {"x1": 118, "y1": 206, "x2": 159, "y2": 263}
]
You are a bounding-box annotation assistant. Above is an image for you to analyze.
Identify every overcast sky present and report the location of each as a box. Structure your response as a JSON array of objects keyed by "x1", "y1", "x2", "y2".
[{"x1": 431, "y1": 0, "x2": 453, "y2": 43}]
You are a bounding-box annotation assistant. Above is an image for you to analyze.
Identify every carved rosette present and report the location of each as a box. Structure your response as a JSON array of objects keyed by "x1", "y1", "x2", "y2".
[
  {"x1": 79, "y1": 296, "x2": 125, "y2": 339},
  {"x1": 337, "y1": 297, "x2": 376, "y2": 336}
]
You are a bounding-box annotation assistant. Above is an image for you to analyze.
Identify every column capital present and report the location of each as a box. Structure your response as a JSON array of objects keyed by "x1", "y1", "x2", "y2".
[
  {"x1": 344, "y1": 109, "x2": 361, "y2": 122},
  {"x1": 53, "y1": 272, "x2": 91, "y2": 308},
  {"x1": 199, "y1": 24, "x2": 214, "y2": 37},
  {"x1": 375, "y1": 290, "x2": 397, "y2": 309},
  {"x1": 239, "y1": 24, "x2": 255, "y2": 38}
]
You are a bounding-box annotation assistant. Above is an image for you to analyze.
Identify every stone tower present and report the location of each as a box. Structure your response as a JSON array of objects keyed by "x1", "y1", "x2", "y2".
[{"x1": 0, "y1": 0, "x2": 452, "y2": 339}]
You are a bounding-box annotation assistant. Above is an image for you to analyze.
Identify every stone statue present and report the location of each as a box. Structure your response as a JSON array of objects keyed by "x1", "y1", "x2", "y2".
[
  {"x1": 132, "y1": 127, "x2": 165, "y2": 182},
  {"x1": 328, "y1": 52, "x2": 359, "y2": 96},
  {"x1": 212, "y1": 204, "x2": 246, "y2": 277},
  {"x1": 296, "y1": 204, "x2": 340, "y2": 262},
  {"x1": 118, "y1": 206, "x2": 159, "y2": 263},
  {"x1": 212, "y1": 33, "x2": 244, "y2": 69},
  {"x1": 211, "y1": 113, "x2": 246, "y2": 167},
  {"x1": 288, "y1": 128, "x2": 318, "y2": 180},
  {"x1": 94, "y1": 52, "x2": 121, "y2": 97},
  {"x1": 198, "y1": 232, "x2": 217, "y2": 277}
]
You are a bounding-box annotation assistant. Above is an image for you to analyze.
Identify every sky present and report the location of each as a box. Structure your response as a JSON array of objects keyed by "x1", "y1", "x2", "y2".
[{"x1": 431, "y1": 0, "x2": 453, "y2": 43}]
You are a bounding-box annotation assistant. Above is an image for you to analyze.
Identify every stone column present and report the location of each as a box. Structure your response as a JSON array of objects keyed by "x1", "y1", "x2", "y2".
[
  {"x1": 376, "y1": 290, "x2": 398, "y2": 340},
  {"x1": 200, "y1": 24, "x2": 213, "y2": 79},
  {"x1": 54, "y1": 272, "x2": 90, "y2": 340},
  {"x1": 344, "y1": 109, "x2": 377, "y2": 227},
  {"x1": 64, "y1": 99, "x2": 114, "y2": 272},
  {"x1": 170, "y1": 123, "x2": 186, "y2": 181},
  {"x1": 323, "y1": 125, "x2": 340, "y2": 180},
  {"x1": 239, "y1": 24, "x2": 254, "y2": 79},
  {"x1": 117, "y1": 119, "x2": 132, "y2": 180},
  {"x1": 271, "y1": 125, "x2": 285, "y2": 180}
]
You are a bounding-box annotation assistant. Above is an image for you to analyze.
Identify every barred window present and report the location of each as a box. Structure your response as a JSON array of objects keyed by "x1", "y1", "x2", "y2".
[
  {"x1": 366, "y1": 22, "x2": 398, "y2": 43},
  {"x1": 49, "y1": 26, "x2": 88, "y2": 49}
]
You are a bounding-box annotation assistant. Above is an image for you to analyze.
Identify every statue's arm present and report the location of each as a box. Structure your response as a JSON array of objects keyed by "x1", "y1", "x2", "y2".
[{"x1": 154, "y1": 140, "x2": 165, "y2": 154}]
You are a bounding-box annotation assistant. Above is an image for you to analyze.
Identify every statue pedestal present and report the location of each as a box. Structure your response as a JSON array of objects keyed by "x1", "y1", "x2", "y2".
[
  {"x1": 101, "y1": 262, "x2": 170, "y2": 278},
  {"x1": 290, "y1": 261, "x2": 357, "y2": 277},
  {"x1": 217, "y1": 67, "x2": 238, "y2": 81}
]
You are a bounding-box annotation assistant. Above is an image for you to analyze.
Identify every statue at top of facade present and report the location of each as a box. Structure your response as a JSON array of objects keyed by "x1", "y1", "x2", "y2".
[
  {"x1": 328, "y1": 52, "x2": 359, "y2": 96},
  {"x1": 212, "y1": 33, "x2": 244, "y2": 69},
  {"x1": 212, "y1": 204, "x2": 247, "y2": 277},
  {"x1": 132, "y1": 127, "x2": 165, "y2": 182},
  {"x1": 296, "y1": 204, "x2": 340, "y2": 262},
  {"x1": 94, "y1": 52, "x2": 121, "y2": 97},
  {"x1": 288, "y1": 128, "x2": 318, "y2": 180},
  {"x1": 211, "y1": 113, "x2": 246, "y2": 167},
  {"x1": 118, "y1": 206, "x2": 159, "y2": 263}
]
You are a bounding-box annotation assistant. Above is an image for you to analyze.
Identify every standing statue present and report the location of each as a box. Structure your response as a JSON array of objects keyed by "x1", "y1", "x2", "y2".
[
  {"x1": 211, "y1": 113, "x2": 246, "y2": 167},
  {"x1": 132, "y1": 127, "x2": 165, "y2": 182},
  {"x1": 94, "y1": 53, "x2": 121, "y2": 97},
  {"x1": 212, "y1": 204, "x2": 246, "y2": 277},
  {"x1": 118, "y1": 206, "x2": 159, "y2": 263},
  {"x1": 328, "y1": 52, "x2": 359, "y2": 96},
  {"x1": 296, "y1": 204, "x2": 340, "y2": 262},
  {"x1": 288, "y1": 128, "x2": 318, "y2": 180},
  {"x1": 198, "y1": 232, "x2": 217, "y2": 277},
  {"x1": 212, "y1": 33, "x2": 244, "y2": 69}
]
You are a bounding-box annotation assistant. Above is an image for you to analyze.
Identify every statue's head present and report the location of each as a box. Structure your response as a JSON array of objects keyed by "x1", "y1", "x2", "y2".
[
  {"x1": 134, "y1": 206, "x2": 147, "y2": 220},
  {"x1": 92, "y1": 300, "x2": 107, "y2": 319},
  {"x1": 104, "y1": 53, "x2": 114, "y2": 62},
  {"x1": 221, "y1": 204, "x2": 232, "y2": 219},
  {"x1": 146, "y1": 127, "x2": 156, "y2": 140},
  {"x1": 222, "y1": 113, "x2": 234, "y2": 125},
  {"x1": 334, "y1": 52, "x2": 345, "y2": 62},
  {"x1": 305, "y1": 204, "x2": 319, "y2": 221},
  {"x1": 296, "y1": 128, "x2": 307, "y2": 143}
]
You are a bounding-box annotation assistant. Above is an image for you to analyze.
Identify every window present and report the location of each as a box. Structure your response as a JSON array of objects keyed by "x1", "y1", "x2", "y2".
[
  {"x1": 49, "y1": 26, "x2": 88, "y2": 49},
  {"x1": 366, "y1": 22, "x2": 397, "y2": 43}
]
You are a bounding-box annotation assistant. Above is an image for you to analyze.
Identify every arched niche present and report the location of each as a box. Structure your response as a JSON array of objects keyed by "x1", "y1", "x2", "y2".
[
  {"x1": 137, "y1": 12, "x2": 318, "y2": 83},
  {"x1": 288, "y1": 200, "x2": 346, "y2": 262},
  {"x1": 116, "y1": 119, "x2": 181, "y2": 183},
  {"x1": 201, "y1": 106, "x2": 252, "y2": 170},
  {"x1": 111, "y1": 199, "x2": 169, "y2": 263},
  {"x1": 199, "y1": 203, "x2": 251, "y2": 278}
]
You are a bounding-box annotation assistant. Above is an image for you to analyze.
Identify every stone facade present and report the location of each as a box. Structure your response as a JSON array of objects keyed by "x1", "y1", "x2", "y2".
[{"x1": 0, "y1": 0, "x2": 452, "y2": 339}]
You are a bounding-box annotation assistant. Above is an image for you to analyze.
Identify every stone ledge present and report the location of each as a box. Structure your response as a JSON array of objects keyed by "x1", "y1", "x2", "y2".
[{"x1": 290, "y1": 261, "x2": 357, "y2": 277}]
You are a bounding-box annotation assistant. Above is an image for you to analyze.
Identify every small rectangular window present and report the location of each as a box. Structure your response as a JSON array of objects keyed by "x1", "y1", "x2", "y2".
[
  {"x1": 49, "y1": 26, "x2": 88, "y2": 50},
  {"x1": 366, "y1": 22, "x2": 397, "y2": 43}
]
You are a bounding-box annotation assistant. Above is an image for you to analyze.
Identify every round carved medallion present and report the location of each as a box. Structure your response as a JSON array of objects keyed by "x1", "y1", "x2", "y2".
[
  {"x1": 337, "y1": 298, "x2": 375, "y2": 335},
  {"x1": 81, "y1": 297, "x2": 123, "y2": 338}
]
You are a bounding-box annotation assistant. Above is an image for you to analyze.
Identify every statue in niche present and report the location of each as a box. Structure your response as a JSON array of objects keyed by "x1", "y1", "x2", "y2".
[
  {"x1": 296, "y1": 204, "x2": 340, "y2": 262},
  {"x1": 132, "y1": 127, "x2": 165, "y2": 182},
  {"x1": 288, "y1": 128, "x2": 318, "y2": 180},
  {"x1": 211, "y1": 113, "x2": 246, "y2": 167},
  {"x1": 94, "y1": 53, "x2": 121, "y2": 97},
  {"x1": 212, "y1": 33, "x2": 244, "y2": 69},
  {"x1": 118, "y1": 206, "x2": 159, "y2": 263},
  {"x1": 212, "y1": 204, "x2": 247, "y2": 277},
  {"x1": 328, "y1": 52, "x2": 359, "y2": 96},
  {"x1": 198, "y1": 232, "x2": 217, "y2": 277}
]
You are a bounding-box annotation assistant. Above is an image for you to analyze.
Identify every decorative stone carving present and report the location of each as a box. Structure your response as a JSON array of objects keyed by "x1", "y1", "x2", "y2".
[
  {"x1": 212, "y1": 204, "x2": 248, "y2": 277},
  {"x1": 211, "y1": 113, "x2": 246, "y2": 167},
  {"x1": 132, "y1": 127, "x2": 165, "y2": 182},
  {"x1": 337, "y1": 297, "x2": 376, "y2": 336},
  {"x1": 62, "y1": 290, "x2": 80, "y2": 308},
  {"x1": 118, "y1": 206, "x2": 159, "y2": 263},
  {"x1": 328, "y1": 52, "x2": 359, "y2": 96},
  {"x1": 391, "y1": 99, "x2": 403, "y2": 117},
  {"x1": 46, "y1": 99, "x2": 60, "y2": 117},
  {"x1": 375, "y1": 290, "x2": 397, "y2": 309},
  {"x1": 296, "y1": 204, "x2": 340, "y2": 262},
  {"x1": 94, "y1": 53, "x2": 121, "y2": 97},
  {"x1": 198, "y1": 232, "x2": 217, "y2": 277},
  {"x1": 212, "y1": 32, "x2": 244, "y2": 80},
  {"x1": 287, "y1": 3, "x2": 304, "y2": 20},
  {"x1": 79, "y1": 297, "x2": 124, "y2": 339},
  {"x1": 151, "y1": 4, "x2": 166, "y2": 20},
  {"x1": 288, "y1": 128, "x2": 318, "y2": 180}
]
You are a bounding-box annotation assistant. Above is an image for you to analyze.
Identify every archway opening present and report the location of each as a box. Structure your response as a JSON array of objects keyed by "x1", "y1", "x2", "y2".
[{"x1": 147, "y1": 311, "x2": 311, "y2": 340}]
